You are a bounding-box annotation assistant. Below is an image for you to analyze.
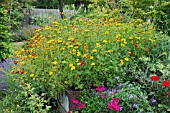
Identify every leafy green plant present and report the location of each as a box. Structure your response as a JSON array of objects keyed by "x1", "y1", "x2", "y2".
[{"x1": 0, "y1": 7, "x2": 12, "y2": 60}]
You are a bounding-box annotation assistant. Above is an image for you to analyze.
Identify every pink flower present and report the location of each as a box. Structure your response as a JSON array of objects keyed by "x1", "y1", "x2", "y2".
[
  {"x1": 72, "y1": 98, "x2": 79, "y2": 104},
  {"x1": 108, "y1": 102, "x2": 121, "y2": 111},
  {"x1": 96, "y1": 85, "x2": 106, "y2": 92},
  {"x1": 77, "y1": 103, "x2": 85, "y2": 110},
  {"x1": 101, "y1": 94, "x2": 105, "y2": 99},
  {"x1": 112, "y1": 98, "x2": 120, "y2": 104}
]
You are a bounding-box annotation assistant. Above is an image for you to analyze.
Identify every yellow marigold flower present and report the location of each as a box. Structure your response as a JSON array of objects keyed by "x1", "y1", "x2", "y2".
[
  {"x1": 62, "y1": 61, "x2": 66, "y2": 64},
  {"x1": 76, "y1": 59, "x2": 79, "y2": 62},
  {"x1": 120, "y1": 59, "x2": 124, "y2": 65},
  {"x1": 162, "y1": 52, "x2": 166, "y2": 55},
  {"x1": 121, "y1": 44, "x2": 125, "y2": 47},
  {"x1": 27, "y1": 83, "x2": 31, "y2": 89},
  {"x1": 85, "y1": 29, "x2": 90, "y2": 32},
  {"x1": 90, "y1": 56, "x2": 94, "y2": 60},
  {"x1": 52, "y1": 61, "x2": 57, "y2": 65},
  {"x1": 49, "y1": 72, "x2": 53, "y2": 75},
  {"x1": 0, "y1": 68, "x2": 2, "y2": 71},
  {"x1": 105, "y1": 31, "x2": 109, "y2": 35},
  {"x1": 109, "y1": 18, "x2": 114, "y2": 22},
  {"x1": 83, "y1": 54, "x2": 88, "y2": 58},
  {"x1": 139, "y1": 24, "x2": 143, "y2": 26},
  {"x1": 60, "y1": 47, "x2": 65, "y2": 51},
  {"x1": 96, "y1": 43, "x2": 101, "y2": 47},
  {"x1": 116, "y1": 34, "x2": 121, "y2": 38},
  {"x1": 69, "y1": 64, "x2": 73, "y2": 67},
  {"x1": 11, "y1": 70, "x2": 14, "y2": 74},
  {"x1": 30, "y1": 73, "x2": 34, "y2": 77},
  {"x1": 103, "y1": 40, "x2": 107, "y2": 43},
  {"x1": 53, "y1": 66, "x2": 57, "y2": 69},
  {"x1": 20, "y1": 61, "x2": 24, "y2": 66},
  {"x1": 48, "y1": 16, "x2": 52, "y2": 19},
  {"x1": 21, "y1": 48, "x2": 25, "y2": 52},
  {"x1": 71, "y1": 66, "x2": 75, "y2": 70},
  {"x1": 108, "y1": 50, "x2": 113, "y2": 53},
  {"x1": 68, "y1": 36, "x2": 74, "y2": 41},
  {"x1": 124, "y1": 58, "x2": 129, "y2": 61},
  {"x1": 52, "y1": 21, "x2": 58, "y2": 26},
  {"x1": 77, "y1": 52, "x2": 81, "y2": 56},
  {"x1": 92, "y1": 49, "x2": 97, "y2": 52},
  {"x1": 129, "y1": 37, "x2": 133, "y2": 40},
  {"x1": 77, "y1": 63, "x2": 81, "y2": 66},
  {"x1": 91, "y1": 62, "x2": 95, "y2": 66},
  {"x1": 12, "y1": 78, "x2": 16, "y2": 81}
]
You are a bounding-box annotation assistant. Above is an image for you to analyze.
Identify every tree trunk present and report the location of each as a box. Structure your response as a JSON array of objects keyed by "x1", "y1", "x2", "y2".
[{"x1": 58, "y1": 0, "x2": 64, "y2": 19}]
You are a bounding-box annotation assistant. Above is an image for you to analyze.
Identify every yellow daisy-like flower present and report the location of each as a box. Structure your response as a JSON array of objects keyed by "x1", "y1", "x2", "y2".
[
  {"x1": 12, "y1": 78, "x2": 16, "y2": 81},
  {"x1": 71, "y1": 66, "x2": 75, "y2": 70},
  {"x1": 124, "y1": 58, "x2": 129, "y2": 61},
  {"x1": 91, "y1": 62, "x2": 95, "y2": 66},
  {"x1": 162, "y1": 52, "x2": 166, "y2": 55},
  {"x1": 76, "y1": 59, "x2": 79, "y2": 62},
  {"x1": 0, "y1": 68, "x2": 2, "y2": 71},
  {"x1": 85, "y1": 29, "x2": 90, "y2": 32},
  {"x1": 52, "y1": 61, "x2": 57, "y2": 65},
  {"x1": 49, "y1": 72, "x2": 53, "y2": 75},
  {"x1": 90, "y1": 56, "x2": 94, "y2": 60},
  {"x1": 116, "y1": 34, "x2": 121, "y2": 38},
  {"x1": 121, "y1": 44, "x2": 125, "y2": 47},
  {"x1": 20, "y1": 61, "x2": 25, "y2": 66},
  {"x1": 103, "y1": 40, "x2": 107, "y2": 43},
  {"x1": 62, "y1": 61, "x2": 66, "y2": 64},
  {"x1": 139, "y1": 24, "x2": 143, "y2": 26},
  {"x1": 83, "y1": 54, "x2": 88, "y2": 58},
  {"x1": 69, "y1": 64, "x2": 73, "y2": 67},
  {"x1": 120, "y1": 59, "x2": 124, "y2": 65},
  {"x1": 30, "y1": 73, "x2": 34, "y2": 77},
  {"x1": 109, "y1": 18, "x2": 114, "y2": 22},
  {"x1": 27, "y1": 83, "x2": 31, "y2": 89},
  {"x1": 108, "y1": 50, "x2": 113, "y2": 53},
  {"x1": 92, "y1": 49, "x2": 97, "y2": 52},
  {"x1": 160, "y1": 31, "x2": 163, "y2": 34},
  {"x1": 96, "y1": 43, "x2": 101, "y2": 47},
  {"x1": 77, "y1": 52, "x2": 81, "y2": 56}
]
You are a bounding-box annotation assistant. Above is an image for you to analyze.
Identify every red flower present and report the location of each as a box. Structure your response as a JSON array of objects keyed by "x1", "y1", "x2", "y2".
[
  {"x1": 150, "y1": 75, "x2": 160, "y2": 81},
  {"x1": 153, "y1": 44, "x2": 157, "y2": 47},
  {"x1": 32, "y1": 53, "x2": 36, "y2": 57},
  {"x1": 129, "y1": 52, "x2": 133, "y2": 56},
  {"x1": 135, "y1": 44, "x2": 138, "y2": 48},
  {"x1": 162, "y1": 80, "x2": 170, "y2": 87},
  {"x1": 168, "y1": 92, "x2": 170, "y2": 97},
  {"x1": 13, "y1": 60, "x2": 18, "y2": 65}
]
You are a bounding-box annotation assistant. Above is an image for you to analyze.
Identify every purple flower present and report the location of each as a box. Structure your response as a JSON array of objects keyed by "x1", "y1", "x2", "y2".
[
  {"x1": 114, "y1": 76, "x2": 119, "y2": 80},
  {"x1": 128, "y1": 94, "x2": 134, "y2": 99},
  {"x1": 117, "y1": 83, "x2": 122, "y2": 89},
  {"x1": 151, "y1": 99, "x2": 157, "y2": 103},
  {"x1": 133, "y1": 104, "x2": 138, "y2": 108}
]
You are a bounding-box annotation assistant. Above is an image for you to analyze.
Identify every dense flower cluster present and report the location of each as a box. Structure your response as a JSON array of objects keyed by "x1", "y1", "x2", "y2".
[{"x1": 108, "y1": 98, "x2": 121, "y2": 111}]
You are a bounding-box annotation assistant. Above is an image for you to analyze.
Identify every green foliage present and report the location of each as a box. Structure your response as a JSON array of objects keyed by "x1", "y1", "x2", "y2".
[
  {"x1": 119, "y1": 0, "x2": 170, "y2": 34},
  {"x1": 0, "y1": 8, "x2": 12, "y2": 60}
]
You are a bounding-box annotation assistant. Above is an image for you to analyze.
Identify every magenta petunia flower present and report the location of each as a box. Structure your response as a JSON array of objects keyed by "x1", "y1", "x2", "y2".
[
  {"x1": 77, "y1": 103, "x2": 85, "y2": 109},
  {"x1": 96, "y1": 85, "x2": 106, "y2": 92},
  {"x1": 72, "y1": 98, "x2": 79, "y2": 104}
]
